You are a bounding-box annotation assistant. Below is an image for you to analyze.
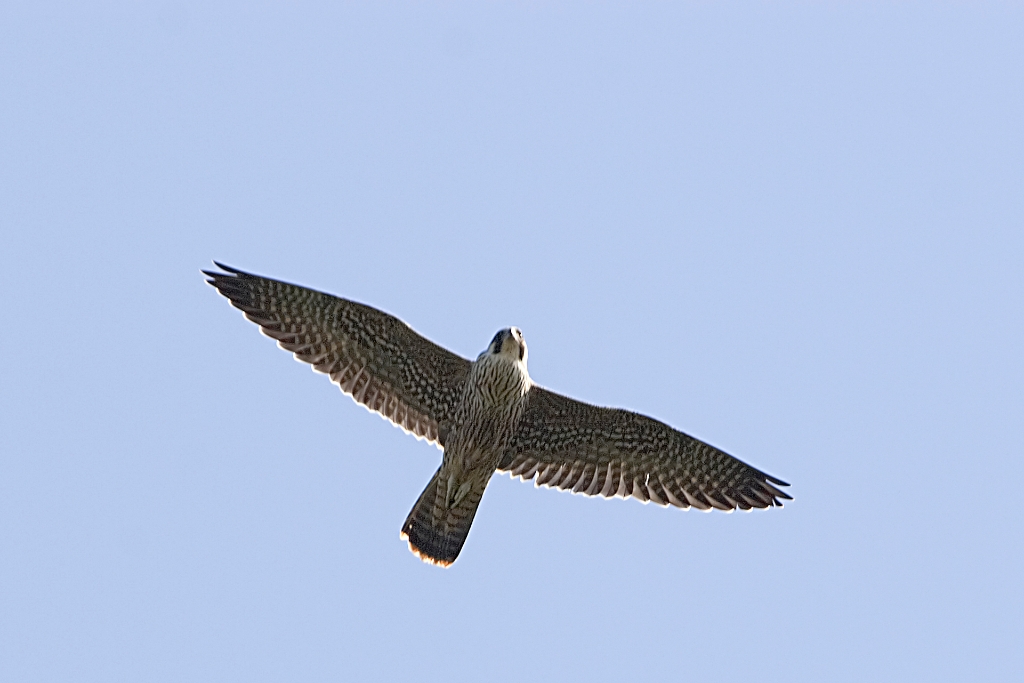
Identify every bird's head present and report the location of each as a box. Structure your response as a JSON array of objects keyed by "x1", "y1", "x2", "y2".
[{"x1": 485, "y1": 327, "x2": 528, "y2": 365}]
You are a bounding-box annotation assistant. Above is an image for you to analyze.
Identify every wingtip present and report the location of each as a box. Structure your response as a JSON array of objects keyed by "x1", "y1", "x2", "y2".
[
  {"x1": 203, "y1": 262, "x2": 254, "y2": 287},
  {"x1": 766, "y1": 477, "x2": 792, "y2": 502},
  {"x1": 207, "y1": 261, "x2": 251, "y2": 276}
]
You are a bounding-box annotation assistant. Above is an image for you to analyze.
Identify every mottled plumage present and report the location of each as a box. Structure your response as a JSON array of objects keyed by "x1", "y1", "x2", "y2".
[{"x1": 204, "y1": 263, "x2": 791, "y2": 566}]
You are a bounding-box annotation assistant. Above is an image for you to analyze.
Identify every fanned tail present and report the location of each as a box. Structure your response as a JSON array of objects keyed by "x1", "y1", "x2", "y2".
[{"x1": 401, "y1": 468, "x2": 486, "y2": 567}]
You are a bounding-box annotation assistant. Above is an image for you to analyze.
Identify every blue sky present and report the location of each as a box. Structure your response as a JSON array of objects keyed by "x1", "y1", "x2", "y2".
[{"x1": 1, "y1": 3, "x2": 1022, "y2": 681}]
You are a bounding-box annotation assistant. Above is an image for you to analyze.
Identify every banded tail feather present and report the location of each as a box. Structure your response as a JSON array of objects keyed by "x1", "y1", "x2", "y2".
[{"x1": 401, "y1": 468, "x2": 487, "y2": 567}]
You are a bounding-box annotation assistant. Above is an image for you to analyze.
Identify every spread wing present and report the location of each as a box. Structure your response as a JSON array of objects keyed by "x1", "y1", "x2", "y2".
[
  {"x1": 204, "y1": 263, "x2": 471, "y2": 447},
  {"x1": 500, "y1": 386, "x2": 790, "y2": 510}
]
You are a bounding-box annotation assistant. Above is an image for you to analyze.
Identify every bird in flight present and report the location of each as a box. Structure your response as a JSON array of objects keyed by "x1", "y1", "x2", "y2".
[{"x1": 204, "y1": 263, "x2": 791, "y2": 566}]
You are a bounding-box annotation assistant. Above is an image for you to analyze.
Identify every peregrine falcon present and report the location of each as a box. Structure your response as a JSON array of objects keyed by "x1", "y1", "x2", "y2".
[{"x1": 204, "y1": 263, "x2": 791, "y2": 566}]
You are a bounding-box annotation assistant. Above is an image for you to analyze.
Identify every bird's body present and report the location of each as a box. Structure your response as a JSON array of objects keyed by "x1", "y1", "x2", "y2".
[
  {"x1": 402, "y1": 329, "x2": 532, "y2": 564},
  {"x1": 204, "y1": 263, "x2": 791, "y2": 566}
]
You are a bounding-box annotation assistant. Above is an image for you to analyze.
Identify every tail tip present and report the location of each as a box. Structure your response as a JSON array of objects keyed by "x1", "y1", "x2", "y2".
[{"x1": 400, "y1": 530, "x2": 455, "y2": 568}]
